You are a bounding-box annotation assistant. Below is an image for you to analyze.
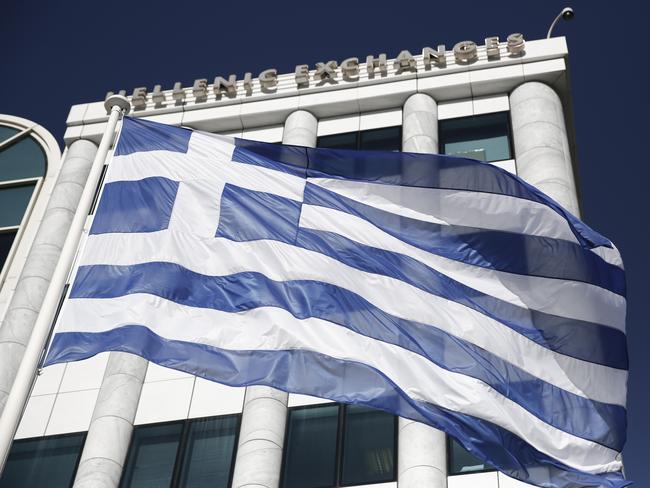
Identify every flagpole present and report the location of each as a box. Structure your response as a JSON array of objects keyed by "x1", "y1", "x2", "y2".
[{"x1": 0, "y1": 95, "x2": 131, "y2": 471}]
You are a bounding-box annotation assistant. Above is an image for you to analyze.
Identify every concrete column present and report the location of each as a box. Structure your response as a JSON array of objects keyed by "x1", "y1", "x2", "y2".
[
  {"x1": 230, "y1": 110, "x2": 317, "y2": 488},
  {"x1": 73, "y1": 353, "x2": 148, "y2": 488},
  {"x1": 0, "y1": 138, "x2": 97, "y2": 414},
  {"x1": 398, "y1": 93, "x2": 447, "y2": 488},
  {"x1": 510, "y1": 81, "x2": 580, "y2": 216},
  {"x1": 280, "y1": 110, "x2": 318, "y2": 147}
]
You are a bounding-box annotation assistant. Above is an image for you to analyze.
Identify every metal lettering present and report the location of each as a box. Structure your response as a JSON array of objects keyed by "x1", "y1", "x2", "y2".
[
  {"x1": 314, "y1": 61, "x2": 338, "y2": 84},
  {"x1": 485, "y1": 36, "x2": 500, "y2": 59},
  {"x1": 105, "y1": 90, "x2": 126, "y2": 100},
  {"x1": 366, "y1": 53, "x2": 387, "y2": 78},
  {"x1": 192, "y1": 79, "x2": 208, "y2": 101},
  {"x1": 214, "y1": 75, "x2": 237, "y2": 98},
  {"x1": 243, "y1": 72, "x2": 253, "y2": 96},
  {"x1": 507, "y1": 33, "x2": 525, "y2": 56},
  {"x1": 259, "y1": 68, "x2": 278, "y2": 92},
  {"x1": 295, "y1": 64, "x2": 310, "y2": 87},
  {"x1": 172, "y1": 82, "x2": 185, "y2": 104},
  {"x1": 394, "y1": 50, "x2": 417, "y2": 74},
  {"x1": 453, "y1": 40, "x2": 478, "y2": 64},
  {"x1": 340, "y1": 57, "x2": 359, "y2": 81},
  {"x1": 152, "y1": 85, "x2": 166, "y2": 105},
  {"x1": 131, "y1": 87, "x2": 147, "y2": 109},
  {"x1": 422, "y1": 45, "x2": 446, "y2": 69}
]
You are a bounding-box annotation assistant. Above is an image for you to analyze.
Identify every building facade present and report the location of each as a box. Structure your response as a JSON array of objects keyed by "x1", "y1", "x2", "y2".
[{"x1": 0, "y1": 36, "x2": 580, "y2": 488}]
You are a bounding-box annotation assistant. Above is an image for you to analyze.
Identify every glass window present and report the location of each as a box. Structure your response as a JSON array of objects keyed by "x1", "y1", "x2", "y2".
[
  {"x1": 317, "y1": 126, "x2": 401, "y2": 152},
  {"x1": 448, "y1": 437, "x2": 492, "y2": 475},
  {"x1": 0, "y1": 134, "x2": 47, "y2": 181},
  {"x1": 0, "y1": 183, "x2": 36, "y2": 227},
  {"x1": 282, "y1": 404, "x2": 396, "y2": 488},
  {"x1": 0, "y1": 230, "x2": 17, "y2": 271},
  {"x1": 439, "y1": 112, "x2": 512, "y2": 162},
  {"x1": 0, "y1": 433, "x2": 85, "y2": 488},
  {"x1": 0, "y1": 126, "x2": 19, "y2": 145},
  {"x1": 120, "y1": 422, "x2": 183, "y2": 488},
  {"x1": 178, "y1": 416, "x2": 239, "y2": 488},
  {"x1": 340, "y1": 405, "x2": 395, "y2": 485},
  {"x1": 358, "y1": 126, "x2": 401, "y2": 152},
  {"x1": 317, "y1": 132, "x2": 358, "y2": 150},
  {"x1": 282, "y1": 405, "x2": 339, "y2": 488}
]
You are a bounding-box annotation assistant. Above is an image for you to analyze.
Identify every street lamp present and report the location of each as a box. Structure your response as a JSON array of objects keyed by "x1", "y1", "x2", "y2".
[{"x1": 547, "y1": 7, "x2": 575, "y2": 38}]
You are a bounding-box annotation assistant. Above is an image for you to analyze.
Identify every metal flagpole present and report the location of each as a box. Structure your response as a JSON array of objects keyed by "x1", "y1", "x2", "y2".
[{"x1": 0, "y1": 95, "x2": 131, "y2": 472}]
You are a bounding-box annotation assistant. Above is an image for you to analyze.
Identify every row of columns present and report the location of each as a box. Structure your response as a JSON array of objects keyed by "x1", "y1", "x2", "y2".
[{"x1": 0, "y1": 81, "x2": 577, "y2": 488}]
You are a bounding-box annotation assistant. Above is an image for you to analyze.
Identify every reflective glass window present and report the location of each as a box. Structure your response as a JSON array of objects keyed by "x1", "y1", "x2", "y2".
[
  {"x1": 178, "y1": 416, "x2": 239, "y2": 488},
  {"x1": 282, "y1": 405, "x2": 339, "y2": 488},
  {"x1": 0, "y1": 230, "x2": 17, "y2": 272},
  {"x1": 359, "y1": 126, "x2": 401, "y2": 152},
  {"x1": 120, "y1": 422, "x2": 183, "y2": 488},
  {"x1": 0, "y1": 183, "x2": 36, "y2": 227},
  {"x1": 317, "y1": 132, "x2": 358, "y2": 150},
  {"x1": 0, "y1": 433, "x2": 85, "y2": 488},
  {"x1": 439, "y1": 113, "x2": 511, "y2": 162},
  {"x1": 0, "y1": 134, "x2": 47, "y2": 181},
  {"x1": 282, "y1": 404, "x2": 396, "y2": 488},
  {"x1": 0, "y1": 126, "x2": 19, "y2": 145},
  {"x1": 448, "y1": 437, "x2": 492, "y2": 475},
  {"x1": 340, "y1": 405, "x2": 396, "y2": 485},
  {"x1": 317, "y1": 126, "x2": 401, "y2": 152}
]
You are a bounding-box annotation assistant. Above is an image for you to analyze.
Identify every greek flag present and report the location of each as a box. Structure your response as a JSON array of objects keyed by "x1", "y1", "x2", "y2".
[{"x1": 45, "y1": 117, "x2": 629, "y2": 488}]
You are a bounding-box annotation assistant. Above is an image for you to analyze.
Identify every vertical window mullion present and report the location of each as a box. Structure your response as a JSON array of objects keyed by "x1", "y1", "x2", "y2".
[{"x1": 169, "y1": 419, "x2": 191, "y2": 488}]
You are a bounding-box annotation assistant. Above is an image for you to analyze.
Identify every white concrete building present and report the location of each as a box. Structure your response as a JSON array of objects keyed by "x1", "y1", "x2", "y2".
[{"x1": 0, "y1": 36, "x2": 580, "y2": 488}]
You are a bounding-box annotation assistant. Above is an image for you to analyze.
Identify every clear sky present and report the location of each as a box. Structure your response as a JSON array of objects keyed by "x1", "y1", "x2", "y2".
[{"x1": 2, "y1": 0, "x2": 647, "y2": 483}]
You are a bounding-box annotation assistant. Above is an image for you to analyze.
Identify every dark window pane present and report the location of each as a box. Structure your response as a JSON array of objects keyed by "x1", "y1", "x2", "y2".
[
  {"x1": 282, "y1": 405, "x2": 339, "y2": 488},
  {"x1": 0, "y1": 135, "x2": 47, "y2": 181},
  {"x1": 317, "y1": 132, "x2": 358, "y2": 150},
  {"x1": 448, "y1": 438, "x2": 491, "y2": 474},
  {"x1": 0, "y1": 433, "x2": 85, "y2": 488},
  {"x1": 0, "y1": 126, "x2": 19, "y2": 145},
  {"x1": 0, "y1": 183, "x2": 36, "y2": 227},
  {"x1": 120, "y1": 422, "x2": 183, "y2": 488},
  {"x1": 440, "y1": 113, "x2": 511, "y2": 162},
  {"x1": 179, "y1": 416, "x2": 239, "y2": 488},
  {"x1": 0, "y1": 230, "x2": 16, "y2": 272},
  {"x1": 359, "y1": 126, "x2": 401, "y2": 152},
  {"x1": 340, "y1": 405, "x2": 395, "y2": 485}
]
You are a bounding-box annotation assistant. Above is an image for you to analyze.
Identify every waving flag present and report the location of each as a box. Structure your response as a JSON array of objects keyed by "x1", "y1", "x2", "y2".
[{"x1": 45, "y1": 116, "x2": 628, "y2": 488}]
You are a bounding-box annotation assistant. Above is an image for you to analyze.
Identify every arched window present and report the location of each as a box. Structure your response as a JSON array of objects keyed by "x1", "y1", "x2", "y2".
[{"x1": 0, "y1": 118, "x2": 51, "y2": 279}]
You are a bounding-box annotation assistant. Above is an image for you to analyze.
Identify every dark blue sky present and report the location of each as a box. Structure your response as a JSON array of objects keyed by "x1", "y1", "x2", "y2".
[{"x1": 2, "y1": 0, "x2": 647, "y2": 483}]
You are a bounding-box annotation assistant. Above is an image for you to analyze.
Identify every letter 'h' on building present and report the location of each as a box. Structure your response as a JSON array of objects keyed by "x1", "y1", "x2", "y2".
[{"x1": 43, "y1": 116, "x2": 629, "y2": 488}]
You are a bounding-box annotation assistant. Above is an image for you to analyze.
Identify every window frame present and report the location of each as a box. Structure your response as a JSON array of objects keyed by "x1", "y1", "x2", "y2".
[
  {"x1": 0, "y1": 118, "x2": 54, "y2": 291},
  {"x1": 280, "y1": 402, "x2": 398, "y2": 488},
  {"x1": 438, "y1": 112, "x2": 514, "y2": 163},
  {"x1": 119, "y1": 413, "x2": 242, "y2": 488}
]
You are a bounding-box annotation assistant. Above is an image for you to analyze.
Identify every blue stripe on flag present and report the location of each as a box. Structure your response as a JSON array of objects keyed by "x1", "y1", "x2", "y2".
[
  {"x1": 216, "y1": 184, "x2": 301, "y2": 242},
  {"x1": 68, "y1": 262, "x2": 626, "y2": 450},
  {"x1": 303, "y1": 182, "x2": 625, "y2": 296},
  {"x1": 296, "y1": 227, "x2": 628, "y2": 370},
  {"x1": 116, "y1": 117, "x2": 191, "y2": 156},
  {"x1": 44, "y1": 326, "x2": 631, "y2": 488},
  {"x1": 90, "y1": 177, "x2": 179, "y2": 235}
]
